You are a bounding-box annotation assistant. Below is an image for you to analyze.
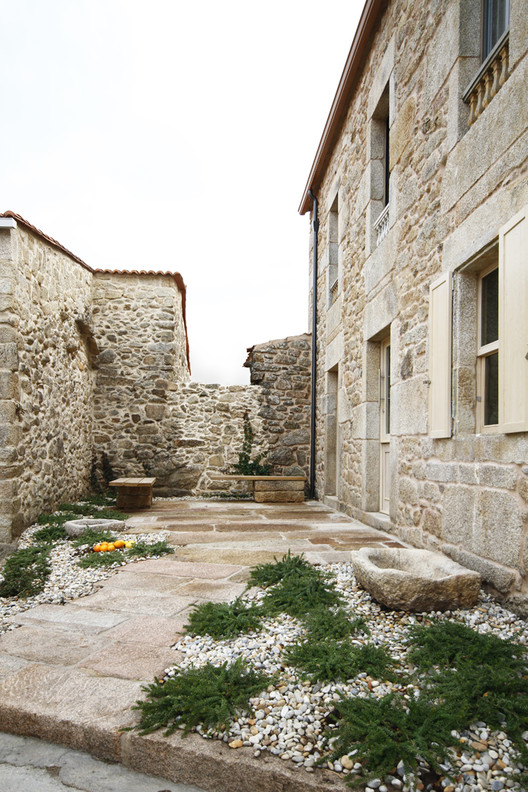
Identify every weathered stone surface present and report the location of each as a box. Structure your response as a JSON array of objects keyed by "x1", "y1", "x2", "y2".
[
  {"x1": 254, "y1": 490, "x2": 304, "y2": 503},
  {"x1": 63, "y1": 518, "x2": 125, "y2": 538},
  {"x1": 351, "y1": 548, "x2": 481, "y2": 611}
]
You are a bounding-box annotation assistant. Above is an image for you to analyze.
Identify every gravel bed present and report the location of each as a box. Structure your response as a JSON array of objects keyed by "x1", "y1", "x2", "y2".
[
  {"x1": 2, "y1": 535, "x2": 527, "y2": 792},
  {"x1": 0, "y1": 524, "x2": 171, "y2": 636},
  {"x1": 168, "y1": 563, "x2": 528, "y2": 792}
]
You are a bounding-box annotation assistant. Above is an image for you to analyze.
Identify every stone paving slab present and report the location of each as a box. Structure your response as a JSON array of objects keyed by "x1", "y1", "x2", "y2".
[
  {"x1": 98, "y1": 573, "x2": 189, "y2": 594},
  {"x1": 173, "y1": 580, "x2": 247, "y2": 601},
  {"x1": 79, "y1": 641, "x2": 180, "y2": 681},
  {"x1": 12, "y1": 605, "x2": 128, "y2": 633},
  {"x1": 104, "y1": 615, "x2": 188, "y2": 646},
  {"x1": 121, "y1": 729, "x2": 348, "y2": 792},
  {"x1": 0, "y1": 664, "x2": 141, "y2": 760},
  {"x1": 174, "y1": 546, "x2": 309, "y2": 566},
  {"x1": 72, "y1": 590, "x2": 196, "y2": 617},
  {"x1": 0, "y1": 652, "x2": 30, "y2": 679},
  {"x1": 118, "y1": 559, "x2": 244, "y2": 579},
  {"x1": 0, "y1": 626, "x2": 105, "y2": 665}
]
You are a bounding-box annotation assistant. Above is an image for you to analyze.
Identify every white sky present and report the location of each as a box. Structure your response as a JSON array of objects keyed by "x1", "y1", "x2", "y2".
[{"x1": 2, "y1": 0, "x2": 364, "y2": 384}]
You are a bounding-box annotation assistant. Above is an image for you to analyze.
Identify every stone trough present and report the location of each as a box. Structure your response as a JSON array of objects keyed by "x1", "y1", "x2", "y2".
[
  {"x1": 63, "y1": 518, "x2": 126, "y2": 538},
  {"x1": 351, "y1": 547, "x2": 481, "y2": 611}
]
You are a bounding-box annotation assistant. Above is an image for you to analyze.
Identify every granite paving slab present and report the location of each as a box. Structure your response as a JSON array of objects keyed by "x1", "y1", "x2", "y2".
[
  {"x1": 79, "y1": 641, "x2": 180, "y2": 680},
  {"x1": 104, "y1": 614, "x2": 189, "y2": 646},
  {"x1": 12, "y1": 605, "x2": 128, "y2": 633},
  {"x1": 118, "y1": 559, "x2": 243, "y2": 578},
  {"x1": 97, "y1": 573, "x2": 188, "y2": 593},
  {"x1": 0, "y1": 664, "x2": 141, "y2": 760},
  {"x1": 173, "y1": 580, "x2": 247, "y2": 601},
  {"x1": 71, "y1": 590, "x2": 196, "y2": 617},
  {"x1": 0, "y1": 626, "x2": 105, "y2": 665}
]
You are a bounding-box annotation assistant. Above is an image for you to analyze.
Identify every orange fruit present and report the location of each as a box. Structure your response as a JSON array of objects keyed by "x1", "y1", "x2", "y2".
[
  {"x1": 114, "y1": 540, "x2": 125, "y2": 548},
  {"x1": 93, "y1": 544, "x2": 102, "y2": 552},
  {"x1": 107, "y1": 543, "x2": 116, "y2": 551}
]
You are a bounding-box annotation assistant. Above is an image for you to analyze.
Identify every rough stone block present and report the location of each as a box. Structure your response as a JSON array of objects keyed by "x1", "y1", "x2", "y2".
[
  {"x1": 254, "y1": 490, "x2": 304, "y2": 503},
  {"x1": 478, "y1": 464, "x2": 517, "y2": 490},
  {"x1": 441, "y1": 543, "x2": 519, "y2": 594},
  {"x1": 0, "y1": 371, "x2": 18, "y2": 400},
  {"x1": 352, "y1": 547, "x2": 481, "y2": 611},
  {"x1": 253, "y1": 480, "x2": 304, "y2": 492},
  {"x1": 0, "y1": 342, "x2": 18, "y2": 370}
]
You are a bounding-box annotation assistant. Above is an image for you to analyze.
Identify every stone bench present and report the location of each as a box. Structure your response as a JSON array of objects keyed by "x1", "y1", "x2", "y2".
[
  {"x1": 109, "y1": 477, "x2": 156, "y2": 510},
  {"x1": 210, "y1": 475, "x2": 306, "y2": 503}
]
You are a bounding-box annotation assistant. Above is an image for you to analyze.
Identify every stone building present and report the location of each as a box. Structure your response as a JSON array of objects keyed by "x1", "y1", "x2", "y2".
[
  {"x1": 299, "y1": 0, "x2": 528, "y2": 612},
  {"x1": 0, "y1": 211, "x2": 311, "y2": 548}
]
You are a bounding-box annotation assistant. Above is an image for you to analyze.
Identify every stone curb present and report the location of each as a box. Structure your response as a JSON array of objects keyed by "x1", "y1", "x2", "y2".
[{"x1": 0, "y1": 705, "x2": 349, "y2": 792}]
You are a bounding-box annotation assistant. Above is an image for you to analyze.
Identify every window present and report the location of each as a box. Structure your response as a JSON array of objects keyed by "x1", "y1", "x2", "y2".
[
  {"x1": 477, "y1": 264, "x2": 499, "y2": 427},
  {"x1": 429, "y1": 205, "x2": 528, "y2": 437},
  {"x1": 371, "y1": 84, "x2": 390, "y2": 246},
  {"x1": 328, "y1": 195, "x2": 339, "y2": 307},
  {"x1": 464, "y1": 0, "x2": 510, "y2": 126},
  {"x1": 482, "y1": 0, "x2": 510, "y2": 60}
]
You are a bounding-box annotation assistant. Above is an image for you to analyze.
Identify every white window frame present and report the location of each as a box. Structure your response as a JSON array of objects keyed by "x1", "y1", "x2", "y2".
[{"x1": 476, "y1": 262, "x2": 499, "y2": 433}]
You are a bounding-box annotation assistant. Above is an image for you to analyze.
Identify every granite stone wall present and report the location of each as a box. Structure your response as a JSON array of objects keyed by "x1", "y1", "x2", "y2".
[
  {"x1": 245, "y1": 334, "x2": 311, "y2": 478},
  {"x1": 1, "y1": 221, "x2": 96, "y2": 543},
  {"x1": 307, "y1": 0, "x2": 528, "y2": 611},
  {"x1": 1, "y1": 215, "x2": 311, "y2": 543},
  {"x1": 93, "y1": 334, "x2": 312, "y2": 498}
]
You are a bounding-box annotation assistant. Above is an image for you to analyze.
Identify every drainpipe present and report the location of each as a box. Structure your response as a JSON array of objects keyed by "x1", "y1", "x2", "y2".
[{"x1": 308, "y1": 189, "x2": 319, "y2": 500}]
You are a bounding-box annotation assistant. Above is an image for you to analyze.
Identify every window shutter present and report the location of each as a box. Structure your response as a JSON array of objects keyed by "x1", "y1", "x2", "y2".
[
  {"x1": 428, "y1": 272, "x2": 452, "y2": 438},
  {"x1": 499, "y1": 206, "x2": 528, "y2": 433}
]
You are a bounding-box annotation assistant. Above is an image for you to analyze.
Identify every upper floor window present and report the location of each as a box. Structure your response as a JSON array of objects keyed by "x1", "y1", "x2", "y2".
[
  {"x1": 482, "y1": 0, "x2": 510, "y2": 60},
  {"x1": 328, "y1": 194, "x2": 339, "y2": 308}
]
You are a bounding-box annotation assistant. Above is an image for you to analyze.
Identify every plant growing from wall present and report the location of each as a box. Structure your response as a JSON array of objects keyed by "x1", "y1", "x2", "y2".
[
  {"x1": 101, "y1": 451, "x2": 117, "y2": 489},
  {"x1": 90, "y1": 448, "x2": 102, "y2": 493},
  {"x1": 231, "y1": 412, "x2": 270, "y2": 476}
]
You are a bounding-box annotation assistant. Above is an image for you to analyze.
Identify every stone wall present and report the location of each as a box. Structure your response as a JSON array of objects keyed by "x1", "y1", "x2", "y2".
[
  {"x1": 1, "y1": 220, "x2": 96, "y2": 542},
  {"x1": 94, "y1": 334, "x2": 312, "y2": 498},
  {"x1": 0, "y1": 212, "x2": 311, "y2": 543},
  {"x1": 306, "y1": 0, "x2": 528, "y2": 611},
  {"x1": 245, "y1": 334, "x2": 311, "y2": 478}
]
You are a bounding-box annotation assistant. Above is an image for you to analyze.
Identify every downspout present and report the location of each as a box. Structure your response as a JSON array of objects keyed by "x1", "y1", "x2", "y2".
[{"x1": 308, "y1": 190, "x2": 319, "y2": 500}]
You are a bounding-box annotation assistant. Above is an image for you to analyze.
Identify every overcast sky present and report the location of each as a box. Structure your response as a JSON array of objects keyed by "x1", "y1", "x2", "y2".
[{"x1": 2, "y1": 0, "x2": 363, "y2": 384}]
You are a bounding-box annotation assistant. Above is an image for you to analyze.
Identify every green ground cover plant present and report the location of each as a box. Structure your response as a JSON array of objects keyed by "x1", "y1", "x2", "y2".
[
  {"x1": 303, "y1": 605, "x2": 369, "y2": 641},
  {"x1": 132, "y1": 658, "x2": 271, "y2": 736},
  {"x1": 186, "y1": 599, "x2": 264, "y2": 640},
  {"x1": 128, "y1": 551, "x2": 528, "y2": 790},
  {"x1": 324, "y1": 693, "x2": 457, "y2": 786},
  {"x1": 284, "y1": 639, "x2": 394, "y2": 683},
  {"x1": 32, "y1": 524, "x2": 68, "y2": 543},
  {"x1": 322, "y1": 620, "x2": 528, "y2": 787},
  {"x1": 125, "y1": 540, "x2": 174, "y2": 558},
  {"x1": 248, "y1": 550, "x2": 317, "y2": 588},
  {"x1": 0, "y1": 545, "x2": 51, "y2": 598}
]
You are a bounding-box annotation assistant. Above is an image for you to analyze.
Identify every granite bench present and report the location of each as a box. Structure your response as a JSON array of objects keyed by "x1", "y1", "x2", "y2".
[{"x1": 209, "y1": 475, "x2": 306, "y2": 503}]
